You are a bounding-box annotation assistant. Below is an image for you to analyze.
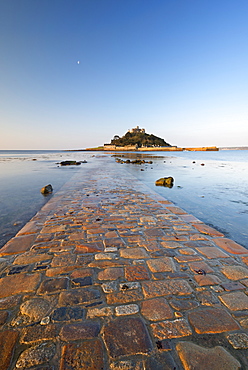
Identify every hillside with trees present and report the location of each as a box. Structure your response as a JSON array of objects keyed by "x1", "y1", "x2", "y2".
[{"x1": 110, "y1": 131, "x2": 171, "y2": 148}]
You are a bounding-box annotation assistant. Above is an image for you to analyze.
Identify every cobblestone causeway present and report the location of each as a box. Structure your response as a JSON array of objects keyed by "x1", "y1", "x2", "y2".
[{"x1": 0, "y1": 158, "x2": 248, "y2": 369}]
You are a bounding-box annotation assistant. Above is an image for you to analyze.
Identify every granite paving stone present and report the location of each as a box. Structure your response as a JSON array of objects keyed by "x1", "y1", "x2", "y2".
[
  {"x1": 188, "y1": 307, "x2": 240, "y2": 333},
  {"x1": 38, "y1": 277, "x2": 69, "y2": 294},
  {"x1": 15, "y1": 342, "x2": 56, "y2": 369},
  {"x1": 142, "y1": 279, "x2": 193, "y2": 298},
  {"x1": 146, "y1": 257, "x2": 176, "y2": 273},
  {"x1": 0, "y1": 295, "x2": 21, "y2": 309},
  {"x1": 103, "y1": 317, "x2": 153, "y2": 358},
  {"x1": 221, "y1": 281, "x2": 246, "y2": 291},
  {"x1": 115, "y1": 303, "x2": 139, "y2": 316},
  {"x1": 219, "y1": 291, "x2": 248, "y2": 311},
  {"x1": 0, "y1": 311, "x2": 8, "y2": 325},
  {"x1": 0, "y1": 330, "x2": 19, "y2": 370},
  {"x1": 194, "y1": 273, "x2": 222, "y2": 286},
  {"x1": 125, "y1": 264, "x2": 150, "y2": 281},
  {"x1": 59, "y1": 288, "x2": 101, "y2": 305},
  {"x1": 13, "y1": 251, "x2": 52, "y2": 265},
  {"x1": 242, "y1": 256, "x2": 248, "y2": 265},
  {"x1": 98, "y1": 267, "x2": 124, "y2": 280},
  {"x1": 60, "y1": 321, "x2": 100, "y2": 341},
  {"x1": 176, "y1": 341, "x2": 241, "y2": 370},
  {"x1": 214, "y1": 237, "x2": 248, "y2": 255},
  {"x1": 195, "y1": 246, "x2": 230, "y2": 259},
  {"x1": 174, "y1": 254, "x2": 203, "y2": 263},
  {"x1": 178, "y1": 247, "x2": 197, "y2": 255},
  {"x1": 20, "y1": 324, "x2": 59, "y2": 344},
  {"x1": 221, "y1": 265, "x2": 248, "y2": 280},
  {"x1": 239, "y1": 317, "x2": 248, "y2": 329},
  {"x1": 0, "y1": 234, "x2": 37, "y2": 256},
  {"x1": 226, "y1": 332, "x2": 248, "y2": 349},
  {"x1": 0, "y1": 160, "x2": 247, "y2": 369},
  {"x1": 188, "y1": 260, "x2": 214, "y2": 274},
  {"x1": 196, "y1": 290, "x2": 219, "y2": 306},
  {"x1": 60, "y1": 339, "x2": 104, "y2": 370},
  {"x1": 169, "y1": 298, "x2": 199, "y2": 311},
  {"x1": 109, "y1": 359, "x2": 144, "y2": 369},
  {"x1": 192, "y1": 223, "x2": 225, "y2": 237},
  {"x1": 20, "y1": 298, "x2": 51, "y2": 321},
  {"x1": 71, "y1": 276, "x2": 93, "y2": 287},
  {"x1": 51, "y1": 306, "x2": 85, "y2": 321},
  {"x1": 45, "y1": 265, "x2": 79, "y2": 276},
  {"x1": 106, "y1": 289, "x2": 144, "y2": 305},
  {"x1": 87, "y1": 306, "x2": 114, "y2": 318},
  {"x1": 120, "y1": 247, "x2": 149, "y2": 259},
  {"x1": 151, "y1": 318, "x2": 192, "y2": 339},
  {"x1": 141, "y1": 297, "x2": 174, "y2": 320},
  {"x1": 0, "y1": 273, "x2": 41, "y2": 299}
]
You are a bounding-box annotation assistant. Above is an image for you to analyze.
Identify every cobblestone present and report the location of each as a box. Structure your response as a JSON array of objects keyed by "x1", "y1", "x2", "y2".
[
  {"x1": 103, "y1": 317, "x2": 153, "y2": 358},
  {"x1": 221, "y1": 265, "x2": 248, "y2": 280},
  {"x1": 219, "y1": 291, "x2": 248, "y2": 311},
  {"x1": 0, "y1": 330, "x2": 19, "y2": 370},
  {"x1": 60, "y1": 321, "x2": 100, "y2": 341},
  {"x1": 151, "y1": 318, "x2": 192, "y2": 339},
  {"x1": 142, "y1": 279, "x2": 193, "y2": 298},
  {"x1": 141, "y1": 297, "x2": 173, "y2": 321},
  {"x1": 188, "y1": 307, "x2": 240, "y2": 333},
  {"x1": 15, "y1": 342, "x2": 56, "y2": 369},
  {"x1": 226, "y1": 332, "x2": 248, "y2": 349},
  {"x1": 0, "y1": 273, "x2": 40, "y2": 299},
  {"x1": 115, "y1": 303, "x2": 139, "y2": 316},
  {"x1": 176, "y1": 341, "x2": 241, "y2": 369},
  {"x1": 60, "y1": 339, "x2": 104, "y2": 370},
  {"x1": 20, "y1": 324, "x2": 59, "y2": 344},
  {"x1": 0, "y1": 160, "x2": 247, "y2": 369}
]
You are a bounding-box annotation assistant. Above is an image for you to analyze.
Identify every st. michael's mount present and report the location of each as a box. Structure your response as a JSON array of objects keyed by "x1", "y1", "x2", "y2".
[{"x1": 86, "y1": 126, "x2": 219, "y2": 152}]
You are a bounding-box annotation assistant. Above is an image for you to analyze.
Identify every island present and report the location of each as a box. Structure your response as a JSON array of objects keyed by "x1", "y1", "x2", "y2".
[{"x1": 86, "y1": 126, "x2": 219, "y2": 152}]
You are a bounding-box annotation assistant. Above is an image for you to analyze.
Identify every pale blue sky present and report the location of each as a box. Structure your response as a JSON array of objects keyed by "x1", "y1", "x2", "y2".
[{"x1": 0, "y1": 0, "x2": 247, "y2": 149}]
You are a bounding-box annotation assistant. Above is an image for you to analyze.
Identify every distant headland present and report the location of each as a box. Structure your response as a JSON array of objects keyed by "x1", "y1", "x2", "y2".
[{"x1": 85, "y1": 126, "x2": 219, "y2": 152}]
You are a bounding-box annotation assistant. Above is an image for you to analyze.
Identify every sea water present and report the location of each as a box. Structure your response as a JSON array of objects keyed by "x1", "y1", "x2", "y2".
[
  {"x1": 0, "y1": 149, "x2": 247, "y2": 249},
  {"x1": 0, "y1": 150, "x2": 91, "y2": 247},
  {"x1": 121, "y1": 150, "x2": 248, "y2": 248}
]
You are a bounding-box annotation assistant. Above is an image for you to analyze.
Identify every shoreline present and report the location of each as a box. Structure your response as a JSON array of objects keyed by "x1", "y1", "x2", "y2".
[
  {"x1": 74, "y1": 146, "x2": 220, "y2": 152},
  {"x1": 0, "y1": 160, "x2": 248, "y2": 369}
]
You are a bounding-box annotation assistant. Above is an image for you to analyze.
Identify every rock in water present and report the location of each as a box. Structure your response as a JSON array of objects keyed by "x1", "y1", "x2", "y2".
[
  {"x1": 155, "y1": 177, "x2": 174, "y2": 188},
  {"x1": 60, "y1": 161, "x2": 81, "y2": 166},
  {"x1": 40, "y1": 184, "x2": 53, "y2": 194}
]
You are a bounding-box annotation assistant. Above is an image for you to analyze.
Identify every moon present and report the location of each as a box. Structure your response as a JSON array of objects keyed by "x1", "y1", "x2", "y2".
[{"x1": 77, "y1": 61, "x2": 80, "y2": 64}]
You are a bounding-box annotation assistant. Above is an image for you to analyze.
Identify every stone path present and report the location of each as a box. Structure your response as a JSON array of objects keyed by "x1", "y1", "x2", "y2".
[{"x1": 0, "y1": 158, "x2": 248, "y2": 369}]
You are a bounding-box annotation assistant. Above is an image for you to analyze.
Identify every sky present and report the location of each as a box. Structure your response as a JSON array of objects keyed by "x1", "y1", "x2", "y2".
[{"x1": 0, "y1": 0, "x2": 248, "y2": 150}]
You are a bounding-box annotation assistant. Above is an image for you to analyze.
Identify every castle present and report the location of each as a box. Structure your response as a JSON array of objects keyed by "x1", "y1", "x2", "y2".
[{"x1": 128, "y1": 126, "x2": 145, "y2": 134}]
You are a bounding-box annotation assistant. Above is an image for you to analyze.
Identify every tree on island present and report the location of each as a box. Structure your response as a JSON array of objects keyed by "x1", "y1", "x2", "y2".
[{"x1": 110, "y1": 130, "x2": 171, "y2": 148}]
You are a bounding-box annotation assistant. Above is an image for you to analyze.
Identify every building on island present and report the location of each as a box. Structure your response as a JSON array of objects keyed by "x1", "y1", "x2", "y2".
[{"x1": 128, "y1": 126, "x2": 145, "y2": 134}]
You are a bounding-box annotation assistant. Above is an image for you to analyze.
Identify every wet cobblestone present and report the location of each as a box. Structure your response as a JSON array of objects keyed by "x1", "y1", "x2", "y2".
[{"x1": 0, "y1": 160, "x2": 248, "y2": 369}]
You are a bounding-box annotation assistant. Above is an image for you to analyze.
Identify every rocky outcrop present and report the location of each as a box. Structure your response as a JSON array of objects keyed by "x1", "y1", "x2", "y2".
[
  {"x1": 60, "y1": 161, "x2": 81, "y2": 166},
  {"x1": 115, "y1": 158, "x2": 153, "y2": 165},
  {"x1": 40, "y1": 184, "x2": 53, "y2": 194},
  {"x1": 155, "y1": 177, "x2": 174, "y2": 188}
]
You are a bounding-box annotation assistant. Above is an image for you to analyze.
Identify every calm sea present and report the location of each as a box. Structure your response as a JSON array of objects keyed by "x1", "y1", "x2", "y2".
[{"x1": 0, "y1": 149, "x2": 247, "y2": 249}]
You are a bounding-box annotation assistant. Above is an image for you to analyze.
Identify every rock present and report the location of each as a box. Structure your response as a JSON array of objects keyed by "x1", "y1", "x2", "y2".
[
  {"x1": 40, "y1": 184, "x2": 53, "y2": 194},
  {"x1": 20, "y1": 298, "x2": 51, "y2": 322},
  {"x1": 176, "y1": 341, "x2": 241, "y2": 369},
  {"x1": 60, "y1": 161, "x2": 81, "y2": 166},
  {"x1": 15, "y1": 342, "x2": 56, "y2": 368},
  {"x1": 155, "y1": 177, "x2": 174, "y2": 188},
  {"x1": 115, "y1": 158, "x2": 153, "y2": 165}
]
